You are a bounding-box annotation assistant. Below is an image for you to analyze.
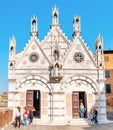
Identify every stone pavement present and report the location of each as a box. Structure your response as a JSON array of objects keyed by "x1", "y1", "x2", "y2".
[
  {"x1": 3, "y1": 112, "x2": 113, "y2": 130},
  {"x1": 3, "y1": 123, "x2": 113, "y2": 130}
]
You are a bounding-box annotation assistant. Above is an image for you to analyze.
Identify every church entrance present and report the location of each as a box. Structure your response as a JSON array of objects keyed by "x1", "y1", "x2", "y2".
[
  {"x1": 72, "y1": 91, "x2": 87, "y2": 118},
  {"x1": 26, "y1": 90, "x2": 41, "y2": 118}
]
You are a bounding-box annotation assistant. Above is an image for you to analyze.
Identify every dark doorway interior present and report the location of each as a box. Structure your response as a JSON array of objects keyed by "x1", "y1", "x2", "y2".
[
  {"x1": 33, "y1": 90, "x2": 40, "y2": 118},
  {"x1": 26, "y1": 90, "x2": 40, "y2": 118},
  {"x1": 79, "y1": 92, "x2": 85, "y2": 106}
]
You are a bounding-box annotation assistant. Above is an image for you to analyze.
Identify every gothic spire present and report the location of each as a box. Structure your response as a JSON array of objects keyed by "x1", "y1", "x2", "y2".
[
  {"x1": 72, "y1": 16, "x2": 81, "y2": 37},
  {"x1": 30, "y1": 16, "x2": 38, "y2": 37}
]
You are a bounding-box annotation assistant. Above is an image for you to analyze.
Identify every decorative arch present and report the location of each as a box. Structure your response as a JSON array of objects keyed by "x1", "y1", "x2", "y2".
[
  {"x1": 32, "y1": 19, "x2": 36, "y2": 24},
  {"x1": 10, "y1": 46, "x2": 14, "y2": 51},
  {"x1": 17, "y1": 75, "x2": 52, "y2": 92},
  {"x1": 63, "y1": 75, "x2": 99, "y2": 93},
  {"x1": 54, "y1": 13, "x2": 57, "y2": 18}
]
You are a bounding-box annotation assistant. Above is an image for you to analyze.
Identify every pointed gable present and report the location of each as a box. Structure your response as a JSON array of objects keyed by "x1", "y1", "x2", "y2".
[
  {"x1": 42, "y1": 28, "x2": 71, "y2": 65},
  {"x1": 63, "y1": 35, "x2": 97, "y2": 69},
  {"x1": 15, "y1": 37, "x2": 50, "y2": 69}
]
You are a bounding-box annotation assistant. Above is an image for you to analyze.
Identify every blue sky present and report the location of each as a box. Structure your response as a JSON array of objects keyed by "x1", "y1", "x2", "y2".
[{"x1": 0, "y1": 0, "x2": 113, "y2": 93}]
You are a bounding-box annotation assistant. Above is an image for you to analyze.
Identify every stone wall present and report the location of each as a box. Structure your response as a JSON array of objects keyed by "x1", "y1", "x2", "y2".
[{"x1": 0, "y1": 108, "x2": 13, "y2": 129}]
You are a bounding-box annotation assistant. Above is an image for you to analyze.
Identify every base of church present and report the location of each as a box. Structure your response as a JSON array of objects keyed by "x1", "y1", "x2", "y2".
[{"x1": 32, "y1": 118, "x2": 113, "y2": 125}]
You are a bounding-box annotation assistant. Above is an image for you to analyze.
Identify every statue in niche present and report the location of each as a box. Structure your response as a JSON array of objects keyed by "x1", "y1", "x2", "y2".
[
  {"x1": 54, "y1": 49, "x2": 59, "y2": 61},
  {"x1": 54, "y1": 62, "x2": 60, "y2": 76},
  {"x1": 53, "y1": 36, "x2": 59, "y2": 61}
]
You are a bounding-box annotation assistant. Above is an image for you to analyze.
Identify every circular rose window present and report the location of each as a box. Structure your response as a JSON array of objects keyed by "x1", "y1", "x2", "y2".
[
  {"x1": 73, "y1": 52, "x2": 84, "y2": 63},
  {"x1": 29, "y1": 53, "x2": 39, "y2": 63}
]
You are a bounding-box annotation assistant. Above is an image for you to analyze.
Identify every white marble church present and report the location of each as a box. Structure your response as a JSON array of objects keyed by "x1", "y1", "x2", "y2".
[{"x1": 8, "y1": 6, "x2": 107, "y2": 124}]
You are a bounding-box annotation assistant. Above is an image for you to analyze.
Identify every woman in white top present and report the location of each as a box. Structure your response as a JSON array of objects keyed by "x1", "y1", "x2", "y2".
[{"x1": 15, "y1": 106, "x2": 21, "y2": 128}]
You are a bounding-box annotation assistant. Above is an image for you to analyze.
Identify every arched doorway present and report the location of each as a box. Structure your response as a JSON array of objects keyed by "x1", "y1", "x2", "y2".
[
  {"x1": 64, "y1": 75, "x2": 98, "y2": 120},
  {"x1": 26, "y1": 90, "x2": 41, "y2": 118}
]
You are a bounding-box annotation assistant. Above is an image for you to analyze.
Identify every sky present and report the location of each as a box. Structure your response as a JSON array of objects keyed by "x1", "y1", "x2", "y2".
[{"x1": 0, "y1": 0, "x2": 113, "y2": 93}]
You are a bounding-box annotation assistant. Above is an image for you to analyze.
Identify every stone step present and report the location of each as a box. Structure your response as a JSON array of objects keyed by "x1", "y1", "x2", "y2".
[
  {"x1": 32, "y1": 118, "x2": 91, "y2": 125},
  {"x1": 69, "y1": 118, "x2": 90, "y2": 125}
]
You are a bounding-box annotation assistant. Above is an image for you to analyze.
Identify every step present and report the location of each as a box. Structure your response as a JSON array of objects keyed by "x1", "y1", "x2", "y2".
[{"x1": 32, "y1": 118, "x2": 90, "y2": 125}]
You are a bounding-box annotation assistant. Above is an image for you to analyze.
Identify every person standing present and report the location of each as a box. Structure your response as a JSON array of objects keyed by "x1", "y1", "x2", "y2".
[
  {"x1": 93, "y1": 108, "x2": 98, "y2": 124},
  {"x1": 28, "y1": 107, "x2": 34, "y2": 124},
  {"x1": 15, "y1": 106, "x2": 21, "y2": 128},
  {"x1": 23, "y1": 107, "x2": 29, "y2": 126},
  {"x1": 79, "y1": 103, "x2": 86, "y2": 118},
  {"x1": 89, "y1": 107, "x2": 94, "y2": 123}
]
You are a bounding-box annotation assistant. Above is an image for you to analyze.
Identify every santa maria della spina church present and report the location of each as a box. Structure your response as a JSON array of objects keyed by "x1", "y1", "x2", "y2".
[{"x1": 8, "y1": 6, "x2": 108, "y2": 124}]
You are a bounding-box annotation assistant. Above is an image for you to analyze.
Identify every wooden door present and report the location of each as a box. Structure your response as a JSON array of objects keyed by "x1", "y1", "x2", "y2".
[
  {"x1": 26, "y1": 90, "x2": 33, "y2": 107},
  {"x1": 72, "y1": 92, "x2": 79, "y2": 118}
]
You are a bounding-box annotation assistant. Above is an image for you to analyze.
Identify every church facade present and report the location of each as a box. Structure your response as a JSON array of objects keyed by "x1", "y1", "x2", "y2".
[{"x1": 8, "y1": 6, "x2": 107, "y2": 124}]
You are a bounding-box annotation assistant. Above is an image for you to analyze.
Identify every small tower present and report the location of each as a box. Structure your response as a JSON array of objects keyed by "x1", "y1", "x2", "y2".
[
  {"x1": 95, "y1": 34, "x2": 104, "y2": 67},
  {"x1": 9, "y1": 36, "x2": 16, "y2": 69},
  {"x1": 50, "y1": 5, "x2": 60, "y2": 29},
  {"x1": 72, "y1": 16, "x2": 81, "y2": 37},
  {"x1": 52, "y1": 5, "x2": 59, "y2": 25},
  {"x1": 30, "y1": 16, "x2": 38, "y2": 37}
]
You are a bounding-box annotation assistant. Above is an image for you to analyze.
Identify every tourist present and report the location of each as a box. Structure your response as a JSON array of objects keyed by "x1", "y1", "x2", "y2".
[
  {"x1": 89, "y1": 107, "x2": 94, "y2": 123},
  {"x1": 15, "y1": 106, "x2": 21, "y2": 128},
  {"x1": 93, "y1": 108, "x2": 98, "y2": 124},
  {"x1": 28, "y1": 107, "x2": 34, "y2": 124},
  {"x1": 79, "y1": 103, "x2": 86, "y2": 118},
  {"x1": 23, "y1": 107, "x2": 29, "y2": 126}
]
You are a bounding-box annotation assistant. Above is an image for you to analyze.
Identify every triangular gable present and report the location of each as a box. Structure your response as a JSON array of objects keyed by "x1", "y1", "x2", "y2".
[
  {"x1": 15, "y1": 37, "x2": 51, "y2": 69},
  {"x1": 63, "y1": 35, "x2": 97, "y2": 69},
  {"x1": 42, "y1": 28, "x2": 71, "y2": 64}
]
